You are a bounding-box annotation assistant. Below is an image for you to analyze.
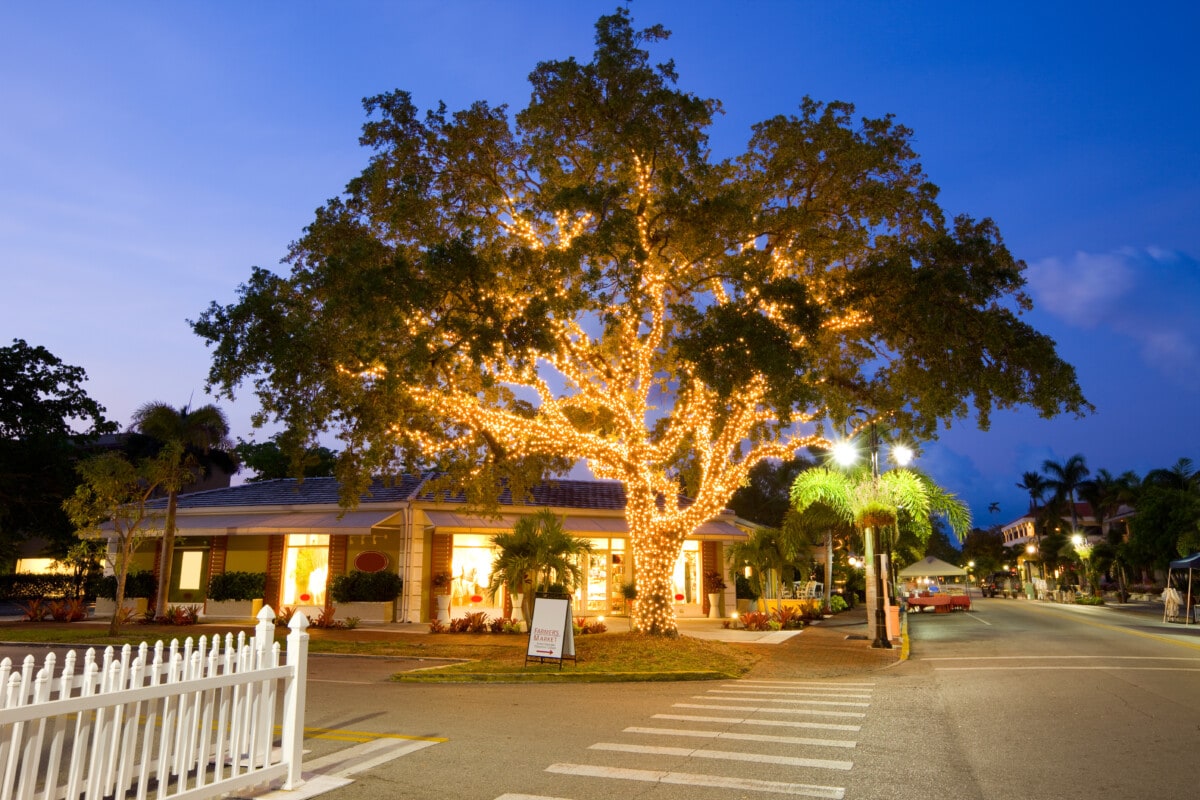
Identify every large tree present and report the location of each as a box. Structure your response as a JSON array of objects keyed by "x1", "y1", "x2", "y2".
[
  {"x1": 0, "y1": 339, "x2": 115, "y2": 566},
  {"x1": 192, "y1": 10, "x2": 1087, "y2": 634},
  {"x1": 128, "y1": 401, "x2": 235, "y2": 613}
]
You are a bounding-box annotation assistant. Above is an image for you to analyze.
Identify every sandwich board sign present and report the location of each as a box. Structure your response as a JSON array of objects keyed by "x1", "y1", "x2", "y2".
[{"x1": 525, "y1": 596, "x2": 576, "y2": 668}]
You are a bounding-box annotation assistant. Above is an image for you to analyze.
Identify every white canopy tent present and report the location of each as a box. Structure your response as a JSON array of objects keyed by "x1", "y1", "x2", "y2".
[{"x1": 898, "y1": 556, "x2": 968, "y2": 579}]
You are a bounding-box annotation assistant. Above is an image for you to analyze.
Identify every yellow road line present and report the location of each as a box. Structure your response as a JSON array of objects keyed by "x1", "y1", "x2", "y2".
[
  {"x1": 301, "y1": 725, "x2": 447, "y2": 743},
  {"x1": 1028, "y1": 604, "x2": 1200, "y2": 652}
]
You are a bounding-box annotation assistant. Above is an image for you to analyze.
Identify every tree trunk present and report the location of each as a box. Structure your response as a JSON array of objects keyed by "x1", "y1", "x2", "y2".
[
  {"x1": 154, "y1": 490, "x2": 178, "y2": 616},
  {"x1": 628, "y1": 518, "x2": 685, "y2": 636}
]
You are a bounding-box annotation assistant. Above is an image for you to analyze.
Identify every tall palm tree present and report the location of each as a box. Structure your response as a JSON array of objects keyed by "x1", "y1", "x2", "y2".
[
  {"x1": 1016, "y1": 471, "x2": 1047, "y2": 514},
  {"x1": 129, "y1": 402, "x2": 235, "y2": 614},
  {"x1": 487, "y1": 509, "x2": 593, "y2": 625},
  {"x1": 1041, "y1": 454, "x2": 1090, "y2": 532}
]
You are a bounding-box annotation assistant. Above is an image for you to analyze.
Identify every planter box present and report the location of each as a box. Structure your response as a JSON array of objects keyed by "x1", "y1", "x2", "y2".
[
  {"x1": 203, "y1": 598, "x2": 265, "y2": 623},
  {"x1": 334, "y1": 600, "x2": 396, "y2": 624},
  {"x1": 93, "y1": 597, "x2": 149, "y2": 618}
]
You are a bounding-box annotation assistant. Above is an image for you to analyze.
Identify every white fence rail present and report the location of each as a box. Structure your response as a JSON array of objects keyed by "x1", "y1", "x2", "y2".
[{"x1": 0, "y1": 606, "x2": 309, "y2": 800}]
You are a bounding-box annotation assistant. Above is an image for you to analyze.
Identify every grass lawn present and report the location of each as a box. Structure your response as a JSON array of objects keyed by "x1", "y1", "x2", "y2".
[{"x1": 0, "y1": 622, "x2": 761, "y2": 683}]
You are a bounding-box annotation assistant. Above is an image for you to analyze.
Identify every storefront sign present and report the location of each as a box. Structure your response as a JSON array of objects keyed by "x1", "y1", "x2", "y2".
[{"x1": 525, "y1": 596, "x2": 576, "y2": 668}]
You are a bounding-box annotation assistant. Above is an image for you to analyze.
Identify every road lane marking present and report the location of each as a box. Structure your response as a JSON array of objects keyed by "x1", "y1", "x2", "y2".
[
  {"x1": 301, "y1": 737, "x2": 441, "y2": 778},
  {"x1": 1024, "y1": 605, "x2": 1200, "y2": 651},
  {"x1": 654, "y1": 713, "x2": 860, "y2": 732},
  {"x1": 495, "y1": 795, "x2": 573, "y2": 800},
  {"x1": 674, "y1": 702, "x2": 865, "y2": 718},
  {"x1": 546, "y1": 763, "x2": 845, "y2": 798},
  {"x1": 694, "y1": 695, "x2": 869, "y2": 708},
  {"x1": 589, "y1": 742, "x2": 853, "y2": 770},
  {"x1": 301, "y1": 726, "x2": 447, "y2": 743},
  {"x1": 934, "y1": 666, "x2": 1200, "y2": 672},
  {"x1": 708, "y1": 689, "x2": 873, "y2": 699},
  {"x1": 624, "y1": 725, "x2": 856, "y2": 748},
  {"x1": 925, "y1": 655, "x2": 1200, "y2": 661}
]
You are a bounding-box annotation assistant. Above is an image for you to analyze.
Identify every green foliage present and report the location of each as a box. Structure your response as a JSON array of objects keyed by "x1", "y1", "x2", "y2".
[
  {"x1": 0, "y1": 339, "x2": 115, "y2": 565},
  {"x1": 235, "y1": 431, "x2": 337, "y2": 481},
  {"x1": 0, "y1": 573, "x2": 97, "y2": 601},
  {"x1": 97, "y1": 571, "x2": 157, "y2": 600},
  {"x1": 734, "y1": 573, "x2": 759, "y2": 601},
  {"x1": 329, "y1": 570, "x2": 403, "y2": 602},
  {"x1": 207, "y1": 571, "x2": 266, "y2": 602},
  {"x1": 487, "y1": 509, "x2": 593, "y2": 622},
  {"x1": 1127, "y1": 487, "x2": 1200, "y2": 567},
  {"x1": 828, "y1": 594, "x2": 848, "y2": 613}
]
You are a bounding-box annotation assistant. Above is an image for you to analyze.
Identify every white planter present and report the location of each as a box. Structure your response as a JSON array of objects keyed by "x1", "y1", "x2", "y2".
[
  {"x1": 334, "y1": 601, "x2": 396, "y2": 624},
  {"x1": 435, "y1": 594, "x2": 451, "y2": 624},
  {"x1": 203, "y1": 598, "x2": 264, "y2": 623},
  {"x1": 93, "y1": 597, "x2": 149, "y2": 618},
  {"x1": 707, "y1": 593, "x2": 722, "y2": 619}
]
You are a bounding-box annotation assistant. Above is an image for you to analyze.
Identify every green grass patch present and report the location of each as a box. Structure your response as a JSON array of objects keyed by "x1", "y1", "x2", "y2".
[
  {"x1": 0, "y1": 623, "x2": 760, "y2": 683},
  {"x1": 393, "y1": 632, "x2": 759, "y2": 683}
]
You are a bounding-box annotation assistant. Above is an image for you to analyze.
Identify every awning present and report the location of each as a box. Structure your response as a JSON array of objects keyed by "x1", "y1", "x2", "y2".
[
  {"x1": 421, "y1": 511, "x2": 746, "y2": 540},
  {"x1": 148, "y1": 510, "x2": 404, "y2": 537}
]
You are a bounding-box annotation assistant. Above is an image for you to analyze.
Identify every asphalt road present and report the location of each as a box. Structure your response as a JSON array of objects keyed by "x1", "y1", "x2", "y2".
[{"x1": 293, "y1": 599, "x2": 1200, "y2": 800}]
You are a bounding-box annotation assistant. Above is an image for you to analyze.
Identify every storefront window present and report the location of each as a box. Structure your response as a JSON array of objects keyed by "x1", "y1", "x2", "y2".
[
  {"x1": 450, "y1": 534, "x2": 494, "y2": 604},
  {"x1": 283, "y1": 534, "x2": 329, "y2": 606},
  {"x1": 672, "y1": 540, "x2": 700, "y2": 603}
]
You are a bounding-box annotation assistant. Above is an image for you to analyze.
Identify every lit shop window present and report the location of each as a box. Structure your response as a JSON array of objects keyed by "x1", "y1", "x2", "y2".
[{"x1": 283, "y1": 534, "x2": 329, "y2": 606}]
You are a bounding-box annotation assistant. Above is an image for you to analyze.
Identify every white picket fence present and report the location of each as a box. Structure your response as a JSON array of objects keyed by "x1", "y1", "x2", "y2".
[{"x1": 0, "y1": 606, "x2": 309, "y2": 800}]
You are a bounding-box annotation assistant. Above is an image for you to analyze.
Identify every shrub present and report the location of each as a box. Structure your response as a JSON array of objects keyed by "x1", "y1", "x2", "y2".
[
  {"x1": 207, "y1": 571, "x2": 266, "y2": 602},
  {"x1": 770, "y1": 605, "x2": 805, "y2": 630},
  {"x1": 330, "y1": 570, "x2": 403, "y2": 603},
  {"x1": 48, "y1": 599, "x2": 88, "y2": 622},
  {"x1": 21, "y1": 598, "x2": 50, "y2": 621},
  {"x1": 0, "y1": 574, "x2": 94, "y2": 601},
  {"x1": 153, "y1": 605, "x2": 201, "y2": 625},
  {"x1": 829, "y1": 594, "x2": 848, "y2": 613},
  {"x1": 1075, "y1": 595, "x2": 1105, "y2": 606},
  {"x1": 97, "y1": 571, "x2": 157, "y2": 600},
  {"x1": 739, "y1": 611, "x2": 771, "y2": 631},
  {"x1": 735, "y1": 574, "x2": 760, "y2": 601},
  {"x1": 573, "y1": 616, "x2": 608, "y2": 634},
  {"x1": 428, "y1": 619, "x2": 447, "y2": 633}
]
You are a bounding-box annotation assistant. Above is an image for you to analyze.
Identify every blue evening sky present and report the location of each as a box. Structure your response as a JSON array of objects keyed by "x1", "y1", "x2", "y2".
[{"x1": 2, "y1": 2, "x2": 1197, "y2": 528}]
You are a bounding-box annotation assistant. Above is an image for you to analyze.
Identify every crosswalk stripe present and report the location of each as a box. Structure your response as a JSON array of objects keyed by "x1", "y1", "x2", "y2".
[
  {"x1": 546, "y1": 763, "x2": 845, "y2": 798},
  {"x1": 654, "y1": 713, "x2": 861, "y2": 732},
  {"x1": 624, "y1": 725, "x2": 856, "y2": 748},
  {"x1": 698, "y1": 695, "x2": 868, "y2": 708},
  {"x1": 494, "y1": 794, "x2": 573, "y2": 800},
  {"x1": 589, "y1": 742, "x2": 854, "y2": 771},
  {"x1": 733, "y1": 680, "x2": 874, "y2": 688},
  {"x1": 675, "y1": 702, "x2": 865, "y2": 718}
]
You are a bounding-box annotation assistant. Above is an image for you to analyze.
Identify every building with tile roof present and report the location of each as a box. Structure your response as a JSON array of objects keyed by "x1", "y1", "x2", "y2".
[{"x1": 112, "y1": 475, "x2": 753, "y2": 625}]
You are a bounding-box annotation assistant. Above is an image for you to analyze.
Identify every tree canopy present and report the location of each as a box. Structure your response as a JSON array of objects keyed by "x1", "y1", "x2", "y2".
[
  {"x1": 0, "y1": 339, "x2": 115, "y2": 565},
  {"x1": 193, "y1": 10, "x2": 1087, "y2": 633}
]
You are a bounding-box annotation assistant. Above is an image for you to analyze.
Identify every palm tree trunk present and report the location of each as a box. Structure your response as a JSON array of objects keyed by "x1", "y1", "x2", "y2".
[{"x1": 154, "y1": 490, "x2": 178, "y2": 616}]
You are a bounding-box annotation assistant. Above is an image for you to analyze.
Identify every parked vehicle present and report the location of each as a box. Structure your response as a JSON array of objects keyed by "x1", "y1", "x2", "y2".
[{"x1": 980, "y1": 571, "x2": 1021, "y2": 598}]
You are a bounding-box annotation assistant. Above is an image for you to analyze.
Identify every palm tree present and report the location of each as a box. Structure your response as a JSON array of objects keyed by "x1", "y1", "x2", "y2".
[
  {"x1": 487, "y1": 509, "x2": 593, "y2": 625},
  {"x1": 725, "y1": 527, "x2": 790, "y2": 613},
  {"x1": 1145, "y1": 458, "x2": 1197, "y2": 492},
  {"x1": 791, "y1": 466, "x2": 970, "y2": 604},
  {"x1": 1041, "y1": 454, "x2": 1090, "y2": 533},
  {"x1": 129, "y1": 402, "x2": 235, "y2": 614}
]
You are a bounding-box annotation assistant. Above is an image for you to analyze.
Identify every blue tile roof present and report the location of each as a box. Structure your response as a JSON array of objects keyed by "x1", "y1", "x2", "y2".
[{"x1": 164, "y1": 475, "x2": 426, "y2": 509}]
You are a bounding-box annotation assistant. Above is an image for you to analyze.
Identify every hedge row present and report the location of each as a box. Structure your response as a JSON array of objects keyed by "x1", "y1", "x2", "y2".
[{"x1": 0, "y1": 573, "x2": 98, "y2": 601}]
